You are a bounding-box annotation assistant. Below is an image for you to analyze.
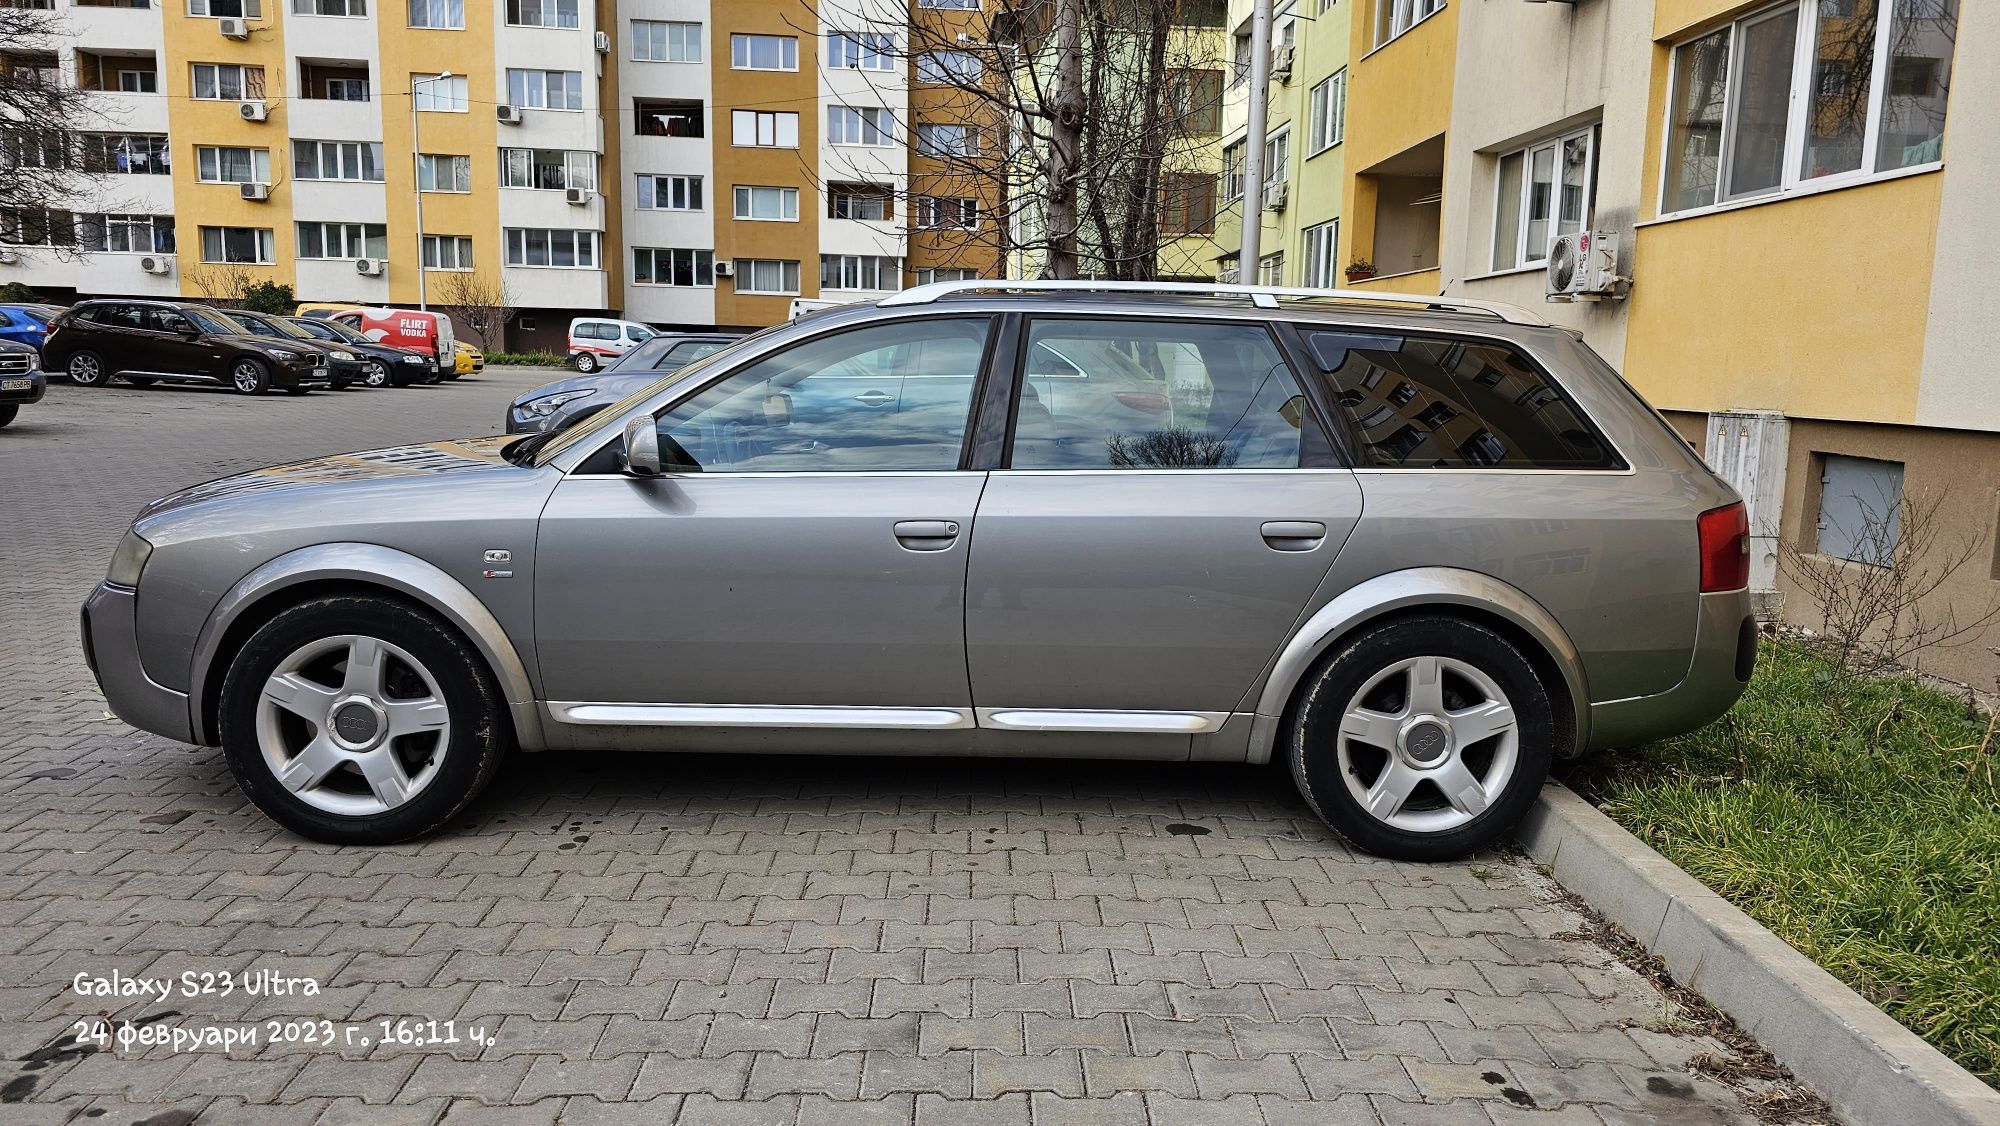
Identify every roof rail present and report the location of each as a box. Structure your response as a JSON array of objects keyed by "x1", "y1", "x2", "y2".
[{"x1": 876, "y1": 279, "x2": 1551, "y2": 326}]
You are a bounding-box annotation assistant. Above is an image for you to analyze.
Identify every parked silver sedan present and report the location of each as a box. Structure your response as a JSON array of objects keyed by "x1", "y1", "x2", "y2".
[{"x1": 81, "y1": 282, "x2": 1754, "y2": 860}]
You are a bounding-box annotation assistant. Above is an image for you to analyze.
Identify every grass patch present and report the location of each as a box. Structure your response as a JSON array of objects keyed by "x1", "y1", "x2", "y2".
[
  {"x1": 1570, "y1": 639, "x2": 2000, "y2": 1087},
  {"x1": 486, "y1": 351, "x2": 569, "y2": 367}
]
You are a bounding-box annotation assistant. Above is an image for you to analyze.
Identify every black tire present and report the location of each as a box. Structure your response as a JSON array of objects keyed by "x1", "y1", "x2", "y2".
[
  {"x1": 229, "y1": 357, "x2": 271, "y2": 395},
  {"x1": 67, "y1": 350, "x2": 110, "y2": 386},
  {"x1": 0, "y1": 404, "x2": 15, "y2": 428},
  {"x1": 363, "y1": 360, "x2": 392, "y2": 388},
  {"x1": 1287, "y1": 614, "x2": 1556, "y2": 862},
  {"x1": 571, "y1": 352, "x2": 598, "y2": 373},
  {"x1": 218, "y1": 596, "x2": 510, "y2": 845}
]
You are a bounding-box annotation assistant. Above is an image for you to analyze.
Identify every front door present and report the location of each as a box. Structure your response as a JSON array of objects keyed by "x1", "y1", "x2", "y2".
[
  {"x1": 534, "y1": 315, "x2": 996, "y2": 726},
  {"x1": 965, "y1": 315, "x2": 1364, "y2": 731},
  {"x1": 140, "y1": 307, "x2": 211, "y2": 376}
]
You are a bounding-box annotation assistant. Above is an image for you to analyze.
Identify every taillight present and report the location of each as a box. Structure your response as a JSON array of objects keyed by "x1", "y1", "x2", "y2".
[
  {"x1": 1114, "y1": 391, "x2": 1170, "y2": 413},
  {"x1": 1698, "y1": 502, "x2": 1750, "y2": 593}
]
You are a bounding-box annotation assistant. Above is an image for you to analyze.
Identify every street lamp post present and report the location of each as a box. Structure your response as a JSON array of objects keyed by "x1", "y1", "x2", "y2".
[{"x1": 411, "y1": 71, "x2": 451, "y2": 312}]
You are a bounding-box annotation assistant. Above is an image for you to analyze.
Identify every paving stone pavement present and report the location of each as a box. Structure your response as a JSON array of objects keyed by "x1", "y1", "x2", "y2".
[{"x1": 0, "y1": 373, "x2": 1777, "y2": 1124}]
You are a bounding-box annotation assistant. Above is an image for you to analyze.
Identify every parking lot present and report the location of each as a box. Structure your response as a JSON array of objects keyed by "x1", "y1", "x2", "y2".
[{"x1": 0, "y1": 372, "x2": 1767, "y2": 1125}]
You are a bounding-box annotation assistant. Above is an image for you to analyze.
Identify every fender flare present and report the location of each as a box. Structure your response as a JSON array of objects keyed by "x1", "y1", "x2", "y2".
[
  {"x1": 187, "y1": 542, "x2": 545, "y2": 750},
  {"x1": 1245, "y1": 566, "x2": 1591, "y2": 764}
]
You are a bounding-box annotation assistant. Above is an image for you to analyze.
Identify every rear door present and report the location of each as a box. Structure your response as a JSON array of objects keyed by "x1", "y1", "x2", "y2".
[
  {"x1": 964, "y1": 315, "x2": 1363, "y2": 733},
  {"x1": 141, "y1": 307, "x2": 212, "y2": 376}
]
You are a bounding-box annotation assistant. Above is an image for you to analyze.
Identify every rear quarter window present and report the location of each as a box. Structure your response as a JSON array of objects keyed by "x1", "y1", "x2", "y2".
[{"x1": 1300, "y1": 330, "x2": 1620, "y2": 470}]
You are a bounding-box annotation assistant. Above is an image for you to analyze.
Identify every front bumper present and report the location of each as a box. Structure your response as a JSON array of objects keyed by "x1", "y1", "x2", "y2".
[
  {"x1": 271, "y1": 360, "x2": 334, "y2": 389},
  {"x1": 0, "y1": 368, "x2": 45, "y2": 405},
  {"x1": 82, "y1": 582, "x2": 196, "y2": 744},
  {"x1": 1586, "y1": 589, "x2": 1756, "y2": 751}
]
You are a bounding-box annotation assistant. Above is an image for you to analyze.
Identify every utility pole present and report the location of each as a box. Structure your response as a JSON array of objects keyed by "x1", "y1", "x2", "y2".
[{"x1": 1237, "y1": 0, "x2": 1272, "y2": 279}]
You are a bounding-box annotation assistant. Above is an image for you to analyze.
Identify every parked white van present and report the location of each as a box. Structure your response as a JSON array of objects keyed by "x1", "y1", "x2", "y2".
[{"x1": 567, "y1": 317, "x2": 655, "y2": 373}]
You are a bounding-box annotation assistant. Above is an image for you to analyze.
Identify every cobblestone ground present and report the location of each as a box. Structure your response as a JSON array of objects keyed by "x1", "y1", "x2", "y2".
[{"x1": 0, "y1": 372, "x2": 1773, "y2": 1124}]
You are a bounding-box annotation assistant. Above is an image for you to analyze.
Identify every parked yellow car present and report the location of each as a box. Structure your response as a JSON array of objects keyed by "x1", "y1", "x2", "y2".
[{"x1": 452, "y1": 341, "x2": 484, "y2": 378}]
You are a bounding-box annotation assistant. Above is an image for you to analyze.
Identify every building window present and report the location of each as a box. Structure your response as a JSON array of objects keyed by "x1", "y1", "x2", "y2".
[
  {"x1": 1257, "y1": 252, "x2": 1283, "y2": 287},
  {"x1": 1222, "y1": 141, "x2": 1244, "y2": 200},
  {"x1": 915, "y1": 123, "x2": 976, "y2": 157},
  {"x1": 195, "y1": 146, "x2": 270, "y2": 184},
  {"x1": 190, "y1": 0, "x2": 262, "y2": 16},
  {"x1": 507, "y1": 0, "x2": 577, "y2": 29},
  {"x1": 633, "y1": 20, "x2": 702, "y2": 62},
  {"x1": 81, "y1": 135, "x2": 171, "y2": 175},
  {"x1": 298, "y1": 221, "x2": 388, "y2": 259},
  {"x1": 504, "y1": 227, "x2": 598, "y2": 267},
  {"x1": 1376, "y1": 0, "x2": 1444, "y2": 46},
  {"x1": 1308, "y1": 69, "x2": 1346, "y2": 153},
  {"x1": 735, "y1": 258, "x2": 800, "y2": 294},
  {"x1": 1159, "y1": 172, "x2": 1216, "y2": 236},
  {"x1": 1169, "y1": 69, "x2": 1223, "y2": 134},
  {"x1": 1492, "y1": 126, "x2": 1594, "y2": 272},
  {"x1": 420, "y1": 233, "x2": 474, "y2": 269},
  {"x1": 1815, "y1": 454, "x2": 1904, "y2": 566},
  {"x1": 731, "y1": 34, "x2": 798, "y2": 71},
  {"x1": 502, "y1": 148, "x2": 595, "y2": 190},
  {"x1": 117, "y1": 70, "x2": 158, "y2": 93},
  {"x1": 634, "y1": 247, "x2": 714, "y2": 286},
  {"x1": 191, "y1": 63, "x2": 265, "y2": 100},
  {"x1": 828, "y1": 106, "x2": 895, "y2": 146},
  {"x1": 294, "y1": 0, "x2": 368, "y2": 15},
  {"x1": 636, "y1": 99, "x2": 704, "y2": 137},
  {"x1": 915, "y1": 267, "x2": 977, "y2": 285},
  {"x1": 916, "y1": 50, "x2": 981, "y2": 85},
  {"x1": 407, "y1": 0, "x2": 462, "y2": 29},
  {"x1": 414, "y1": 73, "x2": 468, "y2": 111},
  {"x1": 828, "y1": 31, "x2": 894, "y2": 71},
  {"x1": 916, "y1": 196, "x2": 978, "y2": 230},
  {"x1": 731, "y1": 110, "x2": 799, "y2": 148},
  {"x1": 80, "y1": 214, "x2": 175, "y2": 254},
  {"x1": 322, "y1": 77, "x2": 368, "y2": 101},
  {"x1": 1663, "y1": 1, "x2": 1956, "y2": 216},
  {"x1": 1301, "y1": 219, "x2": 1339, "y2": 287},
  {"x1": 829, "y1": 183, "x2": 892, "y2": 220},
  {"x1": 292, "y1": 140, "x2": 384, "y2": 181},
  {"x1": 199, "y1": 225, "x2": 274, "y2": 264},
  {"x1": 733, "y1": 185, "x2": 799, "y2": 221},
  {"x1": 507, "y1": 69, "x2": 583, "y2": 111},
  {"x1": 636, "y1": 174, "x2": 702, "y2": 210},
  {"x1": 417, "y1": 153, "x2": 471, "y2": 192},
  {"x1": 1263, "y1": 128, "x2": 1289, "y2": 185},
  {"x1": 0, "y1": 208, "x2": 74, "y2": 247},
  {"x1": 821, "y1": 254, "x2": 899, "y2": 290}
]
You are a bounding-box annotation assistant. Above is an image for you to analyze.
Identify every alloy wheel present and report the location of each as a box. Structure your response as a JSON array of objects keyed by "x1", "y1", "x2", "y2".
[
  {"x1": 232, "y1": 361, "x2": 263, "y2": 393},
  {"x1": 68, "y1": 354, "x2": 104, "y2": 385},
  {"x1": 1334, "y1": 655, "x2": 1520, "y2": 834},
  {"x1": 364, "y1": 361, "x2": 389, "y2": 387},
  {"x1": 254, "y1": 634, "x2": 451, "y2": 817}
]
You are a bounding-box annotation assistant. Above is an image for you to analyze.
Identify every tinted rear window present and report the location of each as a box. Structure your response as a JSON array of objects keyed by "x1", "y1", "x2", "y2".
[{"x1": 1300, "y1": 330, "x2": 1618, "y2": 470}]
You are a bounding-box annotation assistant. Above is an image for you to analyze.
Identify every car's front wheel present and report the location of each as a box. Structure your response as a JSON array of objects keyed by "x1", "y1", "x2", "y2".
[
  {"x1": 219, "y1": 596, "x2": 509, "y2": 844},
  {"x1": 229, "y1": 357, "x2": 270, "y2": 395},
  {"x1": 67, "y1": 351, "x2": 110, "y2": 387},
  {"x1": 571, "y1": 352, "x2": 598, "y2": 373},
  {"x1": 1288, "y1": 615, "x2": 1555, "y2": 862},
  {"x1": 362, "y1": 360, "x2": 391, "y2": 388},
  {"x1": 0, "y1": 404, "x2": 15, "y2": 428}
]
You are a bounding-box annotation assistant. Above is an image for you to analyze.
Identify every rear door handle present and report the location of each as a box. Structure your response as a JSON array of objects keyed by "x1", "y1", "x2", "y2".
[
  {"x1": 893, "y1": 519, "x2": 961, "y2": 551},
  {"x1": 1260, "y1": 520, "x2": 1326, "y2": 551},
  {"x1": 854, "y1": 390, "x2": 895, "y2": 407}
]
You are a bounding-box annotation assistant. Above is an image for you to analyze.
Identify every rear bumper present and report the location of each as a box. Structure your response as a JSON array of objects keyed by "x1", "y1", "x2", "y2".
[
  {"x1": 82, "y1": 582, "x2": 196, "y2": 744},
  {"x1": 1586, "y1": 589, "x2": 1756, "y2": 751}
]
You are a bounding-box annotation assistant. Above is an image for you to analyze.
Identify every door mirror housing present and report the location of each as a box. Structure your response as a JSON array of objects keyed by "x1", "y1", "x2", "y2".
[{"x1": 621, "y1": 415, "x2": 662, "y2": 476}]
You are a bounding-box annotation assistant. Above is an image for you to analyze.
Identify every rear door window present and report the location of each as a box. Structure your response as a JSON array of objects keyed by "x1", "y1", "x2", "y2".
[
  {"x1": 88, "y1": 304, "x2": 146, "y2": 329},
  {"x1": 1300, "y1": 330, "x2": 1619, "y2": 469}
]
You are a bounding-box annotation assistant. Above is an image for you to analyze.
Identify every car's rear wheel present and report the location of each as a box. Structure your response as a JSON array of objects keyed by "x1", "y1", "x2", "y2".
[
  {"x1": 1288, "y1": 615, "x2": 1554, "y2": 862},
  {"x1": 230, "y1": 358, "x2": 270, "y2": 395},
  {"x1": 571, "y1": 352, "x2": 598, "y2": 373},
  {"x1": 219, "y1": 596, "x2": 509, "y2": 844},
  {"x1": 67, "y1": 351, "x2": 109, "y2": 386},
  {"x1": 362, "y1": 360, "x2": 391, "y2": 388}
]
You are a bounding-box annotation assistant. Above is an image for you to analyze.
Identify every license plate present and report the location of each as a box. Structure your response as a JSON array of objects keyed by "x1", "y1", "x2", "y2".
[
  {"x1": 313, "y1": 366, "x2": 329, "y2": 379},
  {"x1": 0, "y1": 378, "x2": 30, "y2": 392}
]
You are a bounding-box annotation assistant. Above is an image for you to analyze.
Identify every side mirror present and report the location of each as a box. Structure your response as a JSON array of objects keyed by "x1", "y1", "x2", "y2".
[{"x1": 621, "y1": 415, "x2": 662, "y2": 477}]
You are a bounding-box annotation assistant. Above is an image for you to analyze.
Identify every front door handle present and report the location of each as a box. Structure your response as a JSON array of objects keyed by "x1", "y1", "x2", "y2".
[
  {"x1": 1261, "y1": 520, "x2": 1326, "y2": 551},
  {"x1": 854, "y1": 390, "x2": 895, "y2": 407},
  {"x1": 893, "y1": 519, "x2": 961, "y2": 551}
]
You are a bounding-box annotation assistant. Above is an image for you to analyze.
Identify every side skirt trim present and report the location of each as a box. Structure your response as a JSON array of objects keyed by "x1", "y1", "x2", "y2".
[
  {"x1": 549, "y1": 703, "x2": 977, "y2": 729},
  {"x1": 975, "y1": 708, "x2": 1228, "y2": 734}
]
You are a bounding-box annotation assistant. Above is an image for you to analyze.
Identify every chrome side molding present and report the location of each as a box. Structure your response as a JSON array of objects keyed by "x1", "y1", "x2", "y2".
[
  {"x1": 974, "y1": 708, "x2": 1228, "y2": 734},
  {"x1": 550, "y1": 703, "x2": 978, "y2": 729}
]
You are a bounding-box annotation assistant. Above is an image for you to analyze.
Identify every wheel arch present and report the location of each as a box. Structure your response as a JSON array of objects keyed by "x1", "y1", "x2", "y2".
[
  {"x1": 189, "y1": 543, "x2": 545, "y2": 750},
  {"x1": 1246, "y1": 567, "x2": 1589, "y2": 765}
]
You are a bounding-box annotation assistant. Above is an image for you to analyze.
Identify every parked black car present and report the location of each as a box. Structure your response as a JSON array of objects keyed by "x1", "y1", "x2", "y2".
[
  {"x1": 43, "y1": 300, "x2": 332, "y2": 395},
  {"x1": 285, "y1": 316, "x2": 438, "y2": 387},
  {"x1": 223, "y1": 310, "x2": 361, "y2": 390},
  {"x1": 0, "y1": 338, "x2": 44, "y2": 428}
]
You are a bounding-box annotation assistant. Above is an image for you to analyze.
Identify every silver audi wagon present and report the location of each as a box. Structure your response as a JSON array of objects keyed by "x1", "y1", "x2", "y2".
[{"x1": 82, "y1": 282, "x2": 1755, "y2": 860}]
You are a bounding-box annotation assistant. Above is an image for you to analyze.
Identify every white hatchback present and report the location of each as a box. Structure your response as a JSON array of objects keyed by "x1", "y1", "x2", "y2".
[{"x1": 567, "y1": 317, "x2": 654, "y2": 373}]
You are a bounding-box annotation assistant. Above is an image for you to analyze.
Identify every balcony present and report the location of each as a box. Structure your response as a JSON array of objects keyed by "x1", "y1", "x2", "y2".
[
  {"x1": 299, "y1": 60, "x2": 370, "y2": 103},
  {"x1": 76, "y1": 49, "x2": 157, "y2": 93},
  {"x1": 291, "y1": 59, "x2": 379, "y2": 140},
  {"x1": 634, "y1": 99, "x2": 704, "y2": 138},
  {"x1": 1356, "y1": 135, "x2": 1443, "y2": 284}
]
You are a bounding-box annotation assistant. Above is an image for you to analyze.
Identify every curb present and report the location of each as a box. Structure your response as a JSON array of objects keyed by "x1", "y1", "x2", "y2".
[{"x1": 1517, "y1": 782, "x2": 2000, "y2": 1126}]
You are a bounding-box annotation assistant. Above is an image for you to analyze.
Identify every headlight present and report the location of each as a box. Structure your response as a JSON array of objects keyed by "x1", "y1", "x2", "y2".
[
  {"x1": 266, "y1": 348, "x2": 298, "y2": 361},
  {"x1": 401, "y1": 355, "x2": 424, "y2": 363},
  {"x1": 331, "y1": 350, "x2": 355, "y2": 361},
  {"x1": 107, "y1": 531, "x2": 153, "y2": 587},
  {"x1": 519, "y1": 389, "x2": 595, "y2": 418}
]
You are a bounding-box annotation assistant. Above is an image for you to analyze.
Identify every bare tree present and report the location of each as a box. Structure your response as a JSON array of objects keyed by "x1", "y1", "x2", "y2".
[
  {"x1": 185, "y1": 264, "x2": 258, "y2": 305},
  {"x1": 0, "y1": 5, "x2": 106, "y2": 260},
  {"x1": 430, "y1": 269, "x2": 518, "y2": 352}
]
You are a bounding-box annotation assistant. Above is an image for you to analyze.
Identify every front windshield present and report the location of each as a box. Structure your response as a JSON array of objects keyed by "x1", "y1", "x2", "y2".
[
  {"x1": 236, "y1": 313, "x2": 313, "y2": 340},
  {"x1": 187, "y1": 308, "x2": 246, "y2": 335},
  {"x1": 530, "y1": 323, "x2": 790, "y2": 467},
  {"x1": 316, "y1": 319, "x2": 375, "y2": 345}
]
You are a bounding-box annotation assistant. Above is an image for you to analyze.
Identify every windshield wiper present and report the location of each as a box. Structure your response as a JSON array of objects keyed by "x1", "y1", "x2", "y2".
[{"x1": 502, "y1": 432, "x2": 555, "y2": 466}]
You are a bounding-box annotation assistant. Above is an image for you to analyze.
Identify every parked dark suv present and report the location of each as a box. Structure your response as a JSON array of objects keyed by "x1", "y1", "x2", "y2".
[
  {"x1": 223, "y1": 310, "x2": 361, "y2": 390},
  {"x1": 43, "y1": 300, "x2": 332, "y2": 395}
]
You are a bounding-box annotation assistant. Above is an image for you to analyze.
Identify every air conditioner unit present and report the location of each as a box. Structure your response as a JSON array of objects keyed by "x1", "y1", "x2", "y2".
[
  {"x1": 1546, "y1": 229, "x2": 1626, "y2": 301},
  {"x1": 238, "y1": 100, "x2": 268, "y2": 122},
  {"x1": 0, "y1": 250, "x2": 18, "y2": 266},
  {"x1": 712, "y1": 260, "x2": 735, "y2": 278},
  {"x1": 139, "y1": 254, "x2": 174, "y2": 275},
  {"x1": 1264, "y1": 182, "x2": 1289, "y2": 211},
  {"x1": 1271, "y1": 45, "x2": 1295, "y2": 80},
  {"x1": 239, "y1": 181, "x2": 272, "y2": 201},
  {"x1": 564, "y1": 187, "x2": 592, "y2": 205},
  {"x1": 496, "y1": 104, "x2": 522, "y2": 125},
  {"x1": 594, "y1": 30, "x2": 611, "y2": 53},
  {"x1": 218, "y1": 17, "x2": 250, "y2": 39},
  {"x1": 355, "y1": 258, "x2": 385, "y2": 276}
]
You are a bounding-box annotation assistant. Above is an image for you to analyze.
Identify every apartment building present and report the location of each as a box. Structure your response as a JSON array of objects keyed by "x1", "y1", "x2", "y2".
[
  {"x1": 1317, "y1": 0, "x2": 1988, "y2": 685},
  {"x1": 0, "y1": 0, "x2": 1002, "y2": 343}
]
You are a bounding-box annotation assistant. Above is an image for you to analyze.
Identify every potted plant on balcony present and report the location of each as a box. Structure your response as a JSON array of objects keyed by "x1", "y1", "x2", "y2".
[{"x1": 1344, "y1": 259, "x2": 1377, "y2": 283}]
